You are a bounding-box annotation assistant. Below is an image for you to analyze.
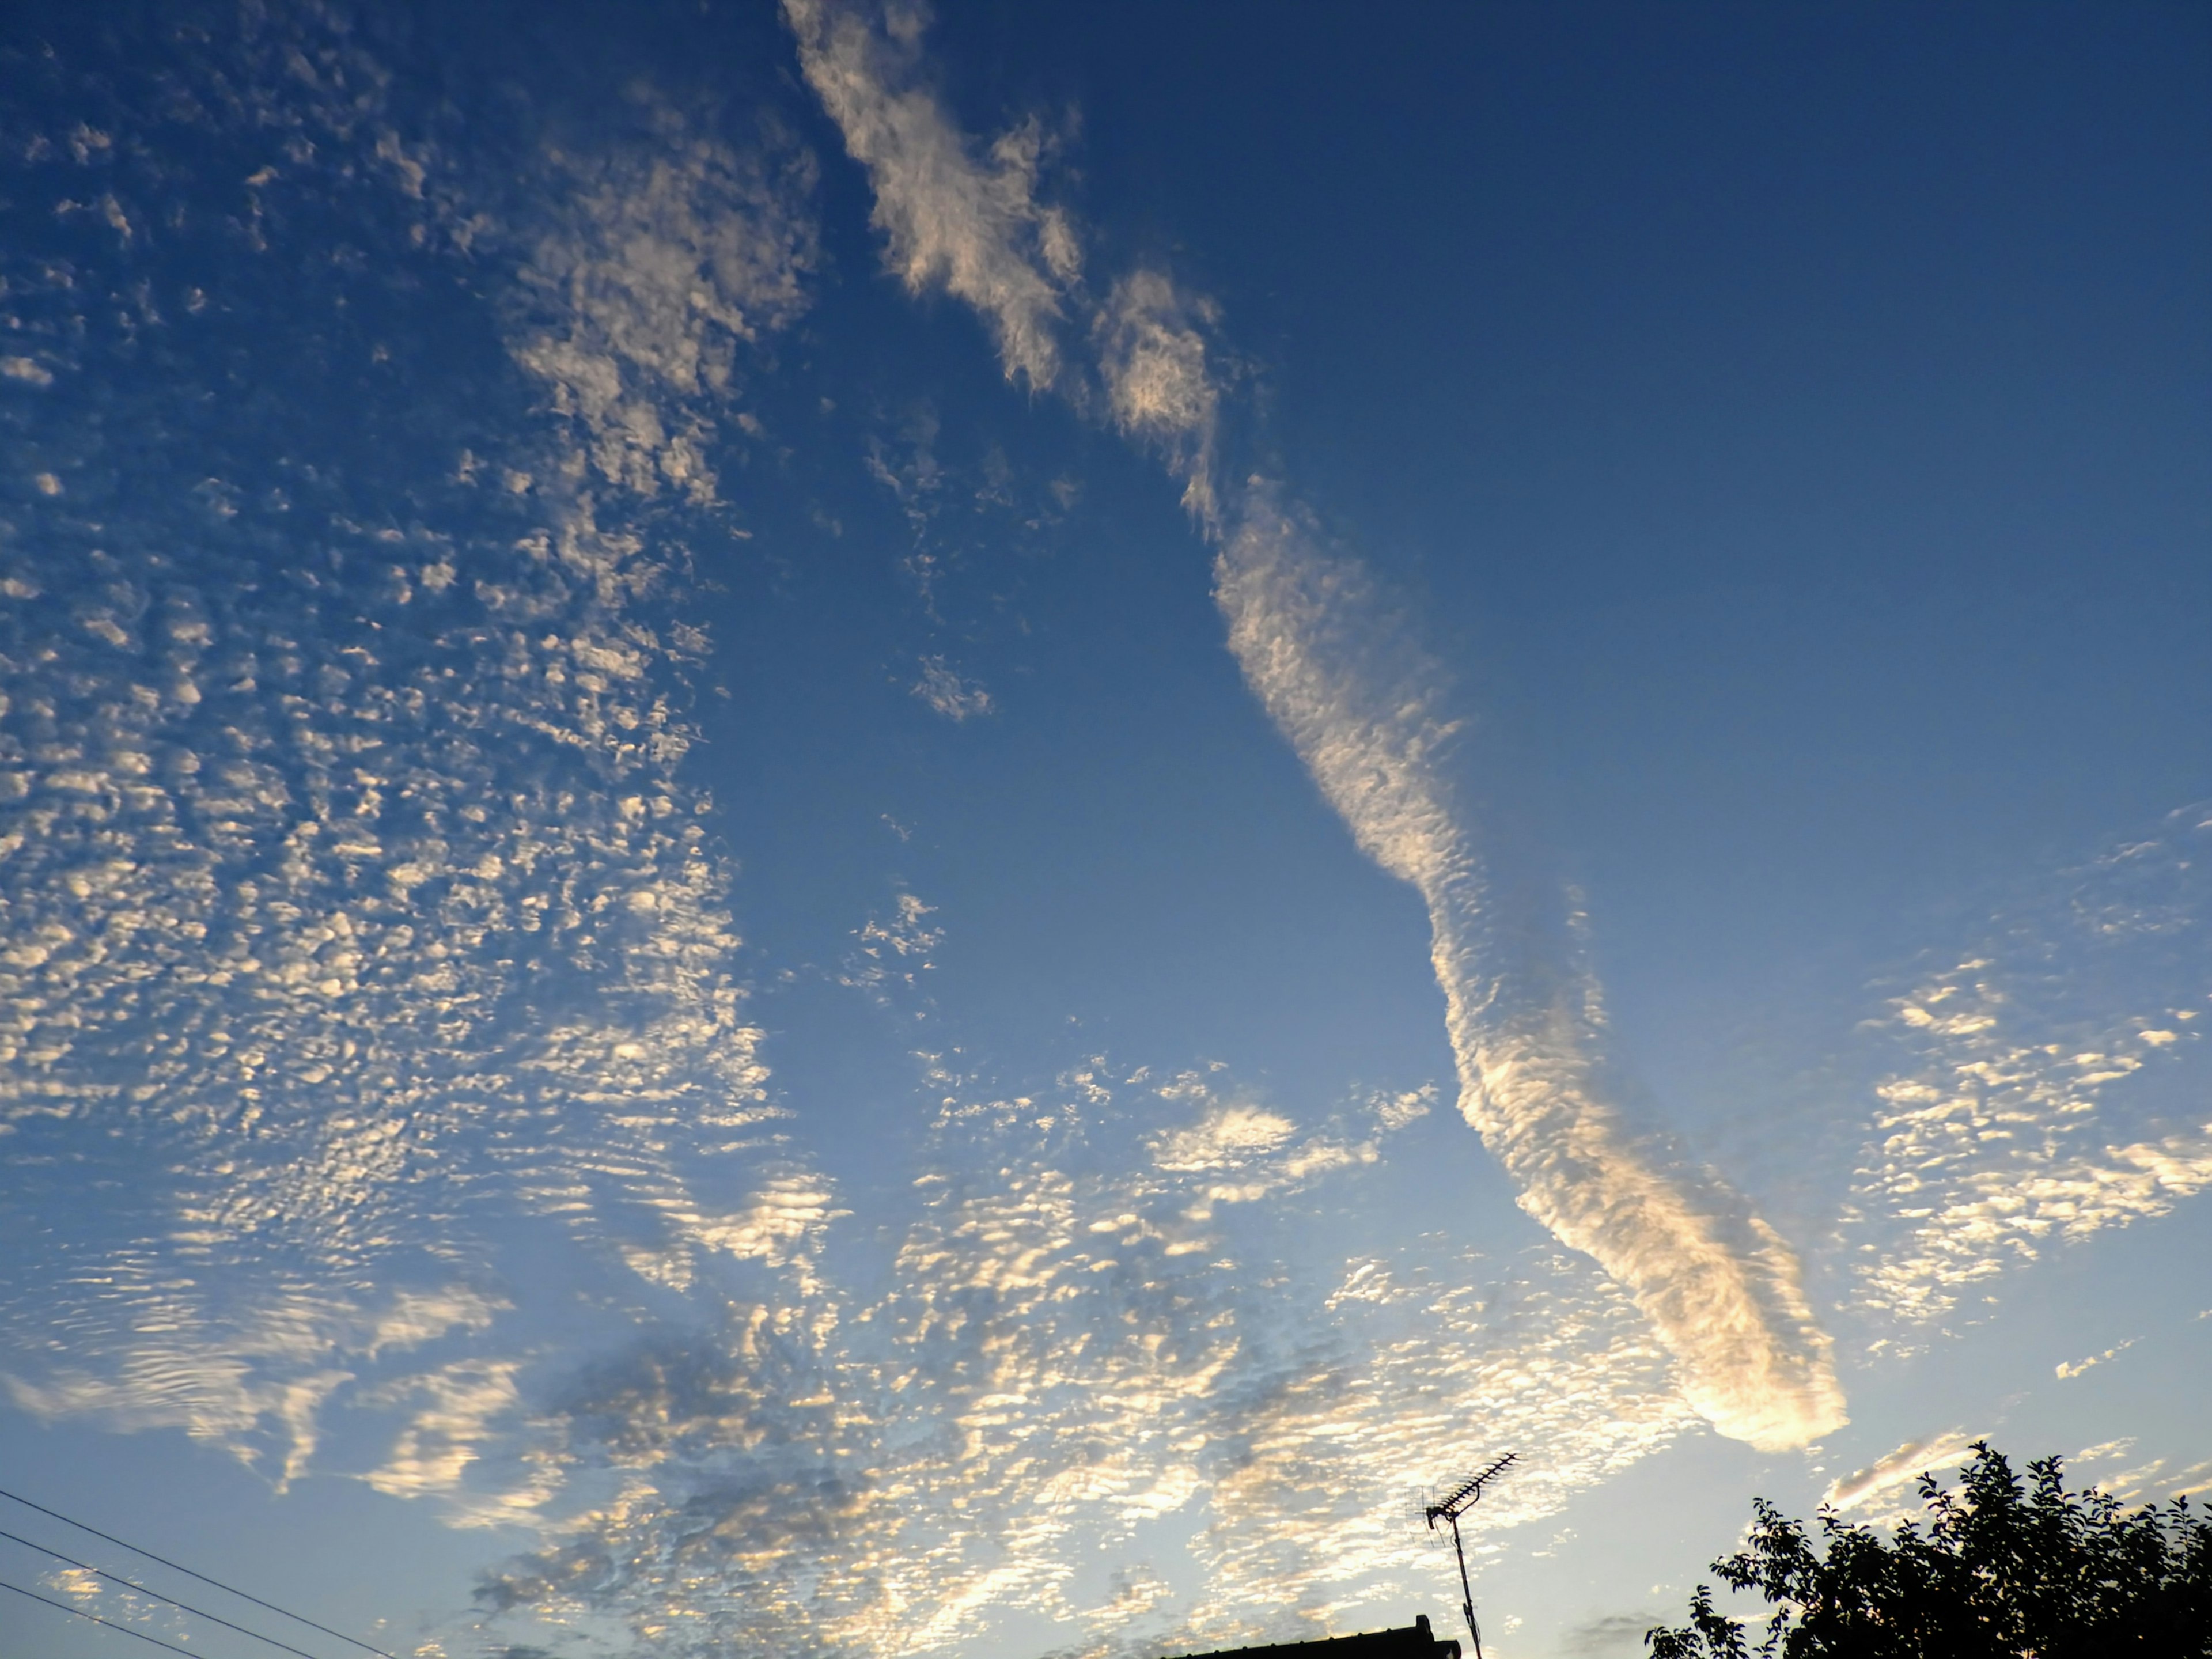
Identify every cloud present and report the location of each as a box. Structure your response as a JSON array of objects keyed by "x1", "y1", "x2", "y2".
[
  {"x1": 1140, "y1": 1082, "x2": 1380, "y2": 1221},
  {"x1": 1823, "y1": 1430, "x2": 1982, "y2": 1512},
  {"x1": 0, "y1": 16, "x2": 1713, "y2": 1655},
  {"x1": 782, "y1": 0, "x2": 1077, "y2": 390},
  {"x1": 0, "y1": 465, "x2": 776, "y2": 1467},
  {"x1": 1151, "y1": 1098, "x2": 1296, "y2": 1169},
  {"x1": 1851, "y1": 805, "x2": 2212, "y2": 1325},
  {"x1": 1, "y1": 1281, "x2": 501, "y2": 1491},
  {"x1": 363, "y1": 1359, "x2": 539, "y2": 1521},
  {"x1": 512, "y1": 99, "x2": 819, "y2": 503},
  {"x1": 0, "y1": 14, "x2": 783, "y2": 1484},
  {"x1": 368, "y1": 1288, "x2": 509, "y2": 1360},
  {"x1": 1562, "y1": 1612, "x2": 1675, "y2": 1658},
  {"x1": 782, "y1": 0, "x2": 1845, "y2": 1456},
  {"x1": 1371, "y1": 1085, "x2": 1439, "y2": 1131},
  {"x1": 912, "y1": 656, "x2": 995, "y2": 719},
  {"x1": 475, "y1": 1061, "x2": 1698, "y2": 1658},
  {"x1": 1096, "y1": 268, "x2": 1222, "y2": 517},
  {"x1": 2055, "y1": 1338, "x2": 2138, "y2": 1381},
  {"x1": 839, "y1": 891, "x2": 945, "y2": 1006},
  {"x1": 2157, "y1": 1459, "x2": 2212, "y2": 1502},
  {"x1": 2066, "y1": 1440, "x2": 2212, "y2": 1505},
  {"x1": 1211, "y1": 494, "x2": 1846, "y2": 1451},
  {"x1": 618, "y1": 1170, "x2": 851, "y2": 1300}
]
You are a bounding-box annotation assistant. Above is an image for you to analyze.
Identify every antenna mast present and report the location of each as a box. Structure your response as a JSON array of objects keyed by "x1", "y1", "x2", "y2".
[{"x1": 1424, "y1": 1452, "x2": 1516, "y2": 1659}]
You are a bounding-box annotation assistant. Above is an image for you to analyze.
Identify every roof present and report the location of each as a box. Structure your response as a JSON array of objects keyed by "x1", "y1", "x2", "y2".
[{"x1": 1160, "y1": 1615, "x2": 1463, "y2": 1659}]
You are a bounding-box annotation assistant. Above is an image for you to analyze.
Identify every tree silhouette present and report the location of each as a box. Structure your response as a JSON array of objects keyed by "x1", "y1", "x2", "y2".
[{"x1": 1645, "y1": 1441, "x2": 2211, "y2": 1657}]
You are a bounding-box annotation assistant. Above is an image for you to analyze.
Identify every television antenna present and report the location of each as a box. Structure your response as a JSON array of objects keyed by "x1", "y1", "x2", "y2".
[{"x1": 1424, "y1": 1452, "x2": 1516, "y2": 1659}]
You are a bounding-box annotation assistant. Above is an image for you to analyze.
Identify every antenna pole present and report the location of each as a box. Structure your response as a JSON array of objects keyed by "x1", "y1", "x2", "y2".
[
  {"x1": 1446, "y1": 1510, "x2": 1481, "y2": 1659},
  {"x1": 1422, "y1": 1451, "x2": 1515, "y2": 1659}
]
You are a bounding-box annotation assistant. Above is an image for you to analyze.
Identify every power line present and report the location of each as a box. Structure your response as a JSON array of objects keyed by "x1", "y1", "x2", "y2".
[
  {"x1": 0, "y1": 1488, "x2": 394, "y2": 1659},
  {"x1": 0, "y1": 1526, "x2": 330, "y2": 1659},
  {"x1": 0, "y1": 1574, "x2": 204, "y2": 1659}
]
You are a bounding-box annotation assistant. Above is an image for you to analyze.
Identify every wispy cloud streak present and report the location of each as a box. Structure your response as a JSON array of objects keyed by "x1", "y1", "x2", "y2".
[
  {"x1": 1822, "y1": 1429, "x2": 1982, "y2": 1513},
  {"x1": 786, "y1": 0, "x2": 1845, "y2": 1449},
  {"x1": 1211, "y1": 499, "x2": 1844, "y2": 1449},
  {"x1": 782, "y1": 0, "x2": 1078, "y2": 390}
]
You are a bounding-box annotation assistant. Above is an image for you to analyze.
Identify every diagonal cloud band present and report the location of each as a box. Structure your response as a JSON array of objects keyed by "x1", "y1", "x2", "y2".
[
  {"x1": 783, "y1": 0, "x2": 1846, "y2": 1449},
  {"x1": 1211, "y1": 495, "x2": 1845, "y2": 1449}
]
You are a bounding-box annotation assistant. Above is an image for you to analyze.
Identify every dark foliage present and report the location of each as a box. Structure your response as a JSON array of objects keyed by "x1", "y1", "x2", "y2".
[{"x1": 1645, "y1": 1441, "x2": 2212, "y2": 1657}]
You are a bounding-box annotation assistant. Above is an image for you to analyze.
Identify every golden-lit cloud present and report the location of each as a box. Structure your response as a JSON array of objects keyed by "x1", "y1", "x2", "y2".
[
  {"x1": 783, "y1": 0, "x2": 1079, "y2": 392},
  {"x1": 1213, "y1": 498, "x2": 1846, "y2": 1451},
  {"x1": 1851, "y1": 805, "x2": 2211, "y2": 1327},
  {"x1": 783, "y1": 0, "x2": 1849, "y2": 1455},
  {"x1": 474, "y1": 1063, "x2": 1698, "y2": 1657},
  {"x1": 0, "y1": 14, "x2": 796, "y2": 1484},
  {"x1": 4, "y1": 12, "x2": 2206, "y2": 1659}
]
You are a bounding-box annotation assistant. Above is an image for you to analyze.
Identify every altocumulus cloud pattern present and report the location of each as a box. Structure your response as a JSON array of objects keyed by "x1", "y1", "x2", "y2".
[{"x1": 1, "y1": 5, "x2": 2206, "y2": 1658}]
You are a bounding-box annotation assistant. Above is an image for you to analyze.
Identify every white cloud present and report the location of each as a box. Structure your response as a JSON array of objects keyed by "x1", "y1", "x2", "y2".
[
  {"x1": 2158, "y1": 1459, "x2": 2212, "y2": 1502},
  {"x1": 1852, "y1": 805, "x2": 2212, "y2": 1325},
  {"x1": 782, "y1": 0, "x2": 1075, "y2": 390},
  {"x1": 625, "y1": 1169, "x2": 850, "y2": 1298},
  {"x1": 1, "y1": 1282, "x2": 503, "y2": 1490},
  {"x1": 912, "y1": 655, "x2": 995, "y2": 719},
  {"x1": 0, "y1": 43, "x2": 785, "y2": 1488},
  {"x1": 366, "y1": 1287, "x2": 508, "y2": 1359},
  {"x1": 1096, "y1": 268, "x2": 1221, "y2": 518},
  {"x1": 475, "y1": 1062, "x2": 1698, "y2": 1658},
  {"x1": 512, "y1": 99, "x2": 818, "y2": 502},
  {"x1": 0, "y1": 17, "x2": 1691, "y2": 1656},
  {"x1": 2055, "y1": 1337, "x2": 2138, "y2": 1380},
  {"x1": 1372, "y1": 1085, "x2": 1438, "y2": 1131},
  {"x1": 840, "y1": 891, "x2": 945, "y2": 1006},
  {"x1": 781, "y1": 0, "x2": 1847, "y2": 1455},
  {"x1": 1152, "y1": 1099, "x2": 1295, "y2": 1170},
  {"x1": 1822, "y1": 1430, "x2": 1982, "y2": 1512},
  {"x1": 363, "y1": 1359, "x2": 532, "y2": 1514},
  {"x1": 1211, "y1": 493, "x2": 1846, "y2": 1452}
]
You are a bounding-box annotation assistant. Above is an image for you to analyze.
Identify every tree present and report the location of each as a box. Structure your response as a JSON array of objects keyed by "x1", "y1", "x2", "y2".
[{"x1": 1645, "y1": 1441, "x2": 2212, "y2": 1657}]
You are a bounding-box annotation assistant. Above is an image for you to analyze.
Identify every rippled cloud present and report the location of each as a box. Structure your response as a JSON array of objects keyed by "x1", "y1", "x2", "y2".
[
  {"x1": 512, "y1": 100, "x2": 817, "y2": 505},
  {"x1": 473, "y1": 1062, "x2": 1696, "y2": 1658},
  {"x1": 0, "y1": 2, "x2": 800, "y2": 1484},
  {"x1": 1848, "y1": 805, "x2": 2211, "y2": 1330}
]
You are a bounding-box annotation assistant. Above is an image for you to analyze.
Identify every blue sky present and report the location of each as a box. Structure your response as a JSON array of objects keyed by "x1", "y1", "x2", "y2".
[{"x1": 1, "y1": 4, "x2": 2206, "y2": 1659}]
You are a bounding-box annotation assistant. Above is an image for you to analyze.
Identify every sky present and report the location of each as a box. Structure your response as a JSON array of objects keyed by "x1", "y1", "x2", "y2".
[{"x1": 0, "y1": 3, "x2": 2206, "y2": 1658}]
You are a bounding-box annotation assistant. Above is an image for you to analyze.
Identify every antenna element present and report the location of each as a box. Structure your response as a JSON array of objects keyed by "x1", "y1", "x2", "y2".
[{"x1": 1423, "y1": 1452, "x2": 1516, "y2": 1659}]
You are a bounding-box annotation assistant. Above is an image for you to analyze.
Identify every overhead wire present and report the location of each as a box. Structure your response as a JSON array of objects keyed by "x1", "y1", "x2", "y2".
[
  {"x1": 0, "y1": 1487, "x2": 395, "y2": 1659},
  {"x1": 0, "y1": 1575, "x2": 205, "y2": 1659},
  {"x1": 0, "y1": 1526, "x2": 332, "y2": 1659}
]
